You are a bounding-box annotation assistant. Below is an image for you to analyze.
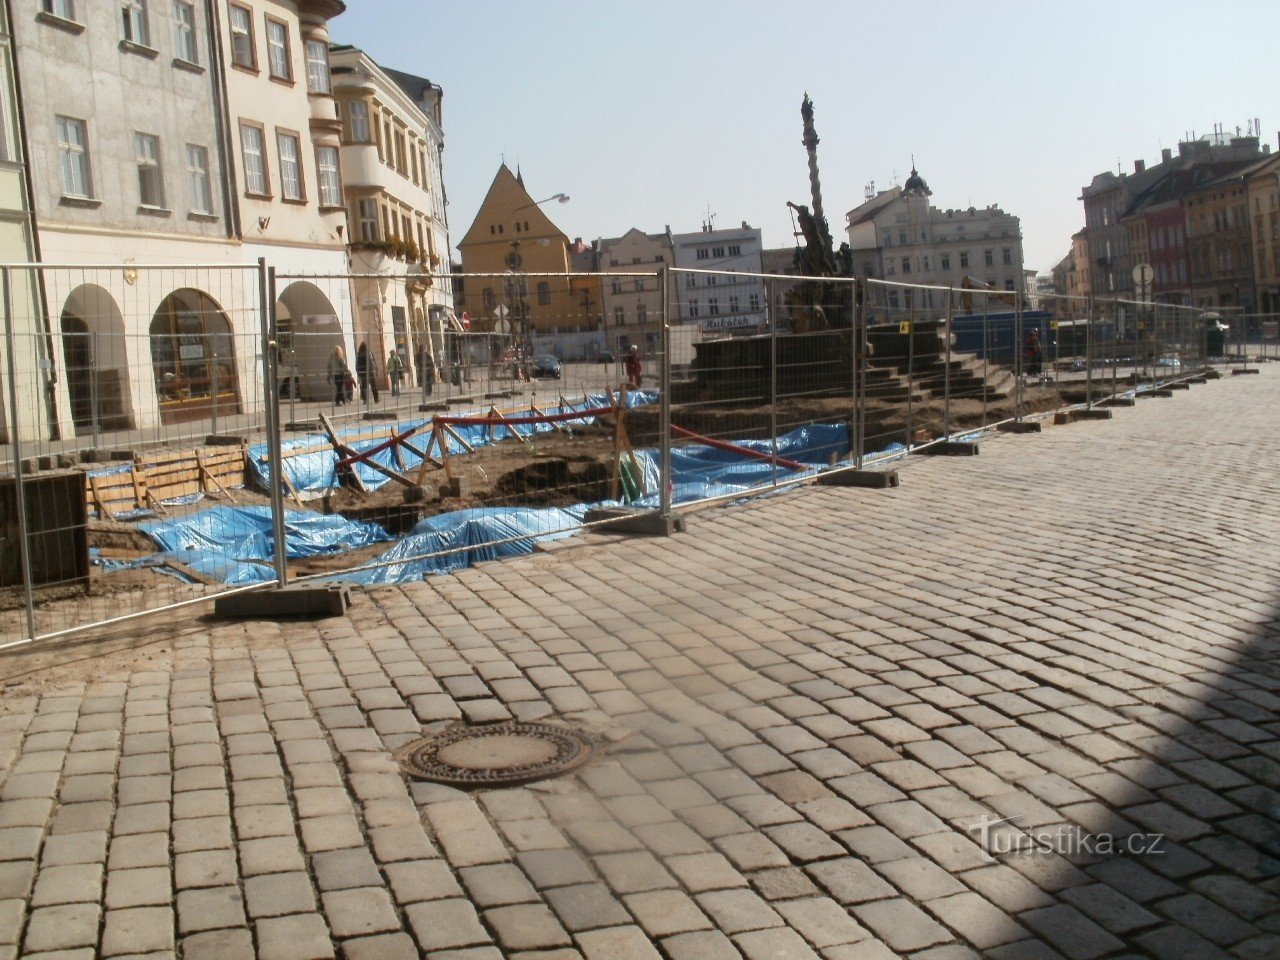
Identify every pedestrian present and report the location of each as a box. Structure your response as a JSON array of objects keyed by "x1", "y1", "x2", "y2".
[
  {"x1": 387, "y1": 348, "x2": 404, "y2": 398},
  {"x1": 328, "y1": 345, "x2": 349, "y2": 406},
  {"x1": 1024, "y1": 329, "x2": 1043, "y2": 378},
  {"x1": 356, "y1": 341, "x2": 380, "y2": 403},
  {"x1": 625, "y1": 344, "x2": 643, "y2": 388}
]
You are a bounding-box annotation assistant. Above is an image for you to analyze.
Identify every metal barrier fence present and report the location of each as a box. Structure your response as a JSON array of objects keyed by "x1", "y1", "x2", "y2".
[{"x1": 0, "y1": 264, "x2": 1232, "y2": 646}]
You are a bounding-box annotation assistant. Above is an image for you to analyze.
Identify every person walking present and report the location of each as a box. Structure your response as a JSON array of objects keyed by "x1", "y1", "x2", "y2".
[
  {"x1": 625, "y1": 344, "x2": 643, "y2": 388},
  {"x1": 328, "y1": 345, "x2": 349, "y2": 406},
  {"x1": 356, "y1": 341, "x2": 380, "y2": 403},
  {"x1": 387, "y1": 348, "x2": 404, "y2": 398},
  {"x1": 1024, "y1": 329, "x2": 1043, "y2": 379}
]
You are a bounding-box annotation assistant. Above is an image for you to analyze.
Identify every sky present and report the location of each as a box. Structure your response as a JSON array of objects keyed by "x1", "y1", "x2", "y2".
[{"x1": 335, "y1": 0, "x2": 1279, "y2": 275}]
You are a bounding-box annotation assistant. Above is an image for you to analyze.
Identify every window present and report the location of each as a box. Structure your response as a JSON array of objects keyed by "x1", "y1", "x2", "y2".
[
  {"x1": 1002, "y1": 248, "x2": 1012, "y2": 265},
  {"x1": 708, "y1": 298, "x2": 720, "y2": 315},
  {"x1": 276, "y1": 131, "x2": 303, "y2": 200},
  {"x1": 1004, "y1": 279, "x2": 1015, "y2": 291},
  {"x1": 901, "y1": 257, "x2": 910, "y2": 274},
  {"x1": 239, "y1": 122, "x2": 267, "y2": 195},
  {"x1": 728, "y1": 244, "x2": 741, "y2": 256},
  {"x1": 984, "y1": 249, "x2": 994, "y2": 267},
  {"x1": 537, "y1": 282, "x2": 550, "y2": 306},
  {"x1": 633, "y1": 279, "x2": 643, "y2": 293},
  {"x1": 122, "y1": 0, "x2": 150, "y2": 45},
  {"x1": 56, "y1": 115, "x2": 92, "y2": 197},
  {"x1": 941, "y1": 254, "x2": 950, "y2": 270},
  {"x1": 228, "y1": 3, "x2": 254, "y2": 69},
  {"x1": 357, "y1": 199, "x2": 378, "y2": 241},
  {"x1": 695, "y1": 248, "x2": 709, "y2": 260},
  {"x1": 899, "y1": 231, "x2": 907, "y2": 244},
  {"x1": 960, "y1": 251, "x2": 969, "y2": 268},
  {"x1": 265, "y1": 18, "x2": 290, "y2": 80},
  {"x1": 685, "y1": 274, "x2": 695, "y2": 288},
  {"x1": 637, "y1": 303, "x2": 647, "y2": 324},
  {"x1": 172, "y1": 1, "x2": 197, "y2": 62},
  {"x1": 134, "y1": 133, "x2": 164, "y2": 206},
  {"x1": 304, "y1": 39, "x2": 329, "y2": 93},
  {"x1": 729, "y1": 295, "x2": 739, "y2": 313},
  {"x1": 315, "y1": 145, "x2": 340, "y2": 206},
  {"x1": 888, "y1": 290, "x2": 899, "y2": 309},
  {"x1": 43, "y1": 0, "x2": 77, "y2": 18},
  {"x1": 749, "y1": 294, "x2": 759, "y2": 311},
  {"x1": 185, "y1": 143, "x2": 212, "y2": 213},
  {"x1": 347, "y1": 100, "x2": 370, "y2": 142},
  {"x1": 610, "y1": 281, "x2": 621, "y2": 295},
  {"x1": 712, "y1": 246, "x2": 725, "y2": 257},
  {"x1": 689, "y1": 302, "x2": 699, "y2": 318},
  {"x1": 614, "y1": 306, "x2": 625, "y2": 325}
]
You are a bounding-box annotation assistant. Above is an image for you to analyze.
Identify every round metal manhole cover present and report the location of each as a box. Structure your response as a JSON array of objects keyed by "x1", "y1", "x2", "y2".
[{"x1": 394, "y1": 722, "x2": 595, "y2": 786}]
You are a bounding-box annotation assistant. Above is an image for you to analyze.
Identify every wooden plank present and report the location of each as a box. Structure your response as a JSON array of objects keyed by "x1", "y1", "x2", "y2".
[
  {"x1": 318, "y1": 413, "x2": 369, "y2": 494},
  {"x1": 88, "y1": 474, "x2": 115, "y2": 520}
]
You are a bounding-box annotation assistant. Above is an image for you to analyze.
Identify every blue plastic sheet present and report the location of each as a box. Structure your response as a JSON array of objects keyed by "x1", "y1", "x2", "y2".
[{"x1": 247, "y1": 392, "x2": 657, "y2": 498}]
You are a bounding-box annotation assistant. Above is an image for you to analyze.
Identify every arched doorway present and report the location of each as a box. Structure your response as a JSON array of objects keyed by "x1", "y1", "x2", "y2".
[
  {"x1": 60, "y1": 285, "x2": 133, "y2": 433},
  {"x1": 275, "y1": 281, "x2": 344, "y2": 402},
  {"x1": 150, "y1": 289, "x2": 241, "y2": 424}
]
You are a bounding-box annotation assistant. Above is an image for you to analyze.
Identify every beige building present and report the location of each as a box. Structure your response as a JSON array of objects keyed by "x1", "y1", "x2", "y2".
[
  {"x1": 1245, "y1": 154, "x2": 1280, "y2": 314},
  {"x1": 456, "y1": 165, "x2": 580, "y2": 348},
  {"x1": 223, "y1": 0, "x2": 352, "y2": 403},
  {"x1": 330, "y1": 45, "x2": 453, "y2": 388},
  {"x1": 598, "y1": 228, "x2": 674, "y2": 356}
]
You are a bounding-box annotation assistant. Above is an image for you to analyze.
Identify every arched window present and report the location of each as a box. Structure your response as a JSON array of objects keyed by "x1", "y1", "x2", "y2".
[{"x1": 150, "y1": 289, "x2": 240, "y2": 423}]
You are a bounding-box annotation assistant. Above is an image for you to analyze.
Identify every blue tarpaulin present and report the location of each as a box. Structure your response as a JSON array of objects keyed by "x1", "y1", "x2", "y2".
[
  {"x1": 112, "y1": 417, "x2": 881, "y2": 588},
  {"x1": 246, "y1": 392, "x2": 657, "y2": 498}
]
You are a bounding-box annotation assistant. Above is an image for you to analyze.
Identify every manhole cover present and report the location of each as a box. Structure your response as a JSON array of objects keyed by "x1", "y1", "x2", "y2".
[{"x1": 395, "y1": 721, "x2": 595, "y2": 786}]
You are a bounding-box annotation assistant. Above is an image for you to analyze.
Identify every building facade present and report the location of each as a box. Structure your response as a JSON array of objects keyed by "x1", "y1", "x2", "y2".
[
  {"x1": 330, "y1": 45, "x2": 452, "y2": 389},
  {"x1": 669, "y1": 222, "x2": 766, "y2": 337},
  {"x1": 846, "y1": 166, "x2": 1025, "y2": 318},
  {"x1": 1245, "y1": 154, "x2": 1280, "y2": 314},
  {"x1": 455, "y1": 165, "x2": 580, "y2": 355},
  {"x1": 8, "y1": 0, "x2": 352, "y2": 433},
  {"x1": 597, "y1": 228, "x2": 673, "y2": 356}
]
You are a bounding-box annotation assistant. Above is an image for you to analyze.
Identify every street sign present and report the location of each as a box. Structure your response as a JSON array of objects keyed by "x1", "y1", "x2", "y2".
[
  {"x1": 494, "y1": 304, "x2": 508, "y2": 319},
  {"x1": 1133, "y1": 263, "x2": 1154, "y2": 302}
]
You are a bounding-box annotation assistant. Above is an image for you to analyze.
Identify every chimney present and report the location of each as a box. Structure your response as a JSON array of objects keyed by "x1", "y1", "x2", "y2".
[
  {"x1": 1134, "y1": 159, "x2": 1146, "y2": 173},
  {"x1": 1161, "y1": 147, "x2": 1172, "y2": 163}
]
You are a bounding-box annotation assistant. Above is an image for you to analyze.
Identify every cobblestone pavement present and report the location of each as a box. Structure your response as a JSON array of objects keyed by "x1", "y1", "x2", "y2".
[{"x1": 3, "y1": 367, "x2": 1280, "y2": 960}]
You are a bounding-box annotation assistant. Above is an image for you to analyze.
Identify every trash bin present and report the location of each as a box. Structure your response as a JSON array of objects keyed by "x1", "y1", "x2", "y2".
[{"x1": 1206, "y1": 317, "x2": 1228, "y2": 356}]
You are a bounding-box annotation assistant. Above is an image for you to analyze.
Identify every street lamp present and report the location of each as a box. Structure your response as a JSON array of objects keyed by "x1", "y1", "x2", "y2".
[
  {"x1": 514, "y1": 193, "x2": 570, "y2": 213},
  {"x1": 505, "y1": 192, "x2": 570, "y2": 370}
]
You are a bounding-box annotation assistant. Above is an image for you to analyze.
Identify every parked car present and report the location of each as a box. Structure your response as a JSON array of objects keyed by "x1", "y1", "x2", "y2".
[
  {"x1": 532, "y1": 355, "x2": 562, "y2": 380},
  {"x1": 598, "y1": 351, "x2": 615, "y2": 365}
]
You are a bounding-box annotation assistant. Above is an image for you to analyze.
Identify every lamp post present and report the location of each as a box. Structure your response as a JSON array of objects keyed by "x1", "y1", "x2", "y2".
[{"x1": 505, "y1": 192, "x2": 570, "y2": 372}]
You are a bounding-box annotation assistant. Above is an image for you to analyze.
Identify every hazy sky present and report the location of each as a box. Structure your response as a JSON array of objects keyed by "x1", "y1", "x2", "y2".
[{"x1": 335, "y1": 0, "x2": 1278, "y2": 274}]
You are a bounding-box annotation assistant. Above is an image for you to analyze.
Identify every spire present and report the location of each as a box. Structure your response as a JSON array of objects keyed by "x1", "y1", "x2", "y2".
[{"x1": 516, "y1": 165, "x2": 524, "y2": 186}]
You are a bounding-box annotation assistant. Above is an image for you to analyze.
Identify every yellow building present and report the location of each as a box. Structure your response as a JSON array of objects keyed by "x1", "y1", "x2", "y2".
[
  {"x1": 456, "y1": 166, "x2": 583, "y2": 342},
  {"x1": 1245, "y1": 154, "x2": 1280, "y2": 314}
]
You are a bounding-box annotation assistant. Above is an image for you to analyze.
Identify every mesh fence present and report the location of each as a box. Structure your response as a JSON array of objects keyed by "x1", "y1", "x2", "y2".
[{"x1": 0, "y1": 264, "x2": 1232, "y2": 645}]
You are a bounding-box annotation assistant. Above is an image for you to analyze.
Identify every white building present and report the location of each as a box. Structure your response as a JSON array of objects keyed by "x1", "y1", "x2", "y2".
[
  {"x1": 846, "y1": 165, "x2": 1025, "y2": 317},
  {"x1": 670, "y1": 222, "x2": 767, "y2": 336},
  {"x1": 10, "y1": 0, "x2": 352, "y2": 432},
  {"x1": 329, "y1": 46, "x2": 453, "y2": 389}
]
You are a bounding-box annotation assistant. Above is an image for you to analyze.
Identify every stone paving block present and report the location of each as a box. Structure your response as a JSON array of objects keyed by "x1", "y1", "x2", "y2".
[
  {"x1": 299, "y1": 815, "x2": 364, "y2": 854},
  {"x1": 384, "y1": 859, "x2": 464, "y2": 904},
  {"x1": 105, "y1": 866, "x2": 172, "y2": 909},
  {"x1": 485, "y1": 903, "x2": 574, "y2": 951},
  {"x1": 30, "y1": 862, "x2": 102, "y2": 906},
  {"x1": 255, "y1": 913, "x2": 336, "y2": 960},
  {"x1": 337, "y1": 932, "x2": 420, "y2": 960},
  {"x1": 660, "y1": 929, "x2": 741, "y2": 960},
  {"x1": 773, "y1": 896, "x2": 869, "y2": 948},
  {"x1": 107, "y1": 833, "x2": 166, "y2": 870},
  {"x1": 101, "y1": 905, "x2": 175, "y2": 956},
  {"x1": 1018, "y1": 903, "x2": 1124, "y2": 959},
  {"x1": 428, "y1": 800, "x2": 509, "y2": 866},
  {"x1": 321, "y1": 887, "x2": 401, "y2": 938},
  {"x1": 694, "y1": 888, "x2": 784, "y2": 934},
  {"x1": 404, "y1": 898, "x2": 490, "y2": 952},
  {"x1": 22, "y1": 903, "x2": 101, "y2": 952},
  {"x1": 176, "y1": 885, "x2": 247, "y2": 934},
  {"x1": 851, "y1": 898, "x2": 952, "y2": 954},
  {"x1": 574, "y1": 925, "x2": 664, "y2": 960},
  {"x1": 243, "y1": 871, "x2": 317, "y2": 918},
  {"x1": 733, "y1": 925, "x2": 823, "y2": 960},
  {"x1": 927, "y1": 891, "x2": 1027, "y2": 950},
  {"x1": 516, "y1": 849, "x2": 597, "y2": 889},
  {"x1": 663, "y1": 852, "x2": 749, "y2": 894},
  {"x1": 594, "y1": 851, "x2": 677, "y2": 894},
  {"x1": 458, "y1": 863, "x2": 540, "y2": 907}
]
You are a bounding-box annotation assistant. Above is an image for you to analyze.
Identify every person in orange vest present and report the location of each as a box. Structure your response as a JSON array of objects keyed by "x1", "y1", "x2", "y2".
[{"x1": 625, "y1": 344, "x2": 643, "y2": 387}]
